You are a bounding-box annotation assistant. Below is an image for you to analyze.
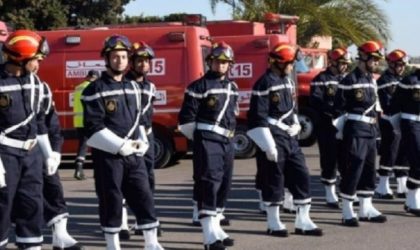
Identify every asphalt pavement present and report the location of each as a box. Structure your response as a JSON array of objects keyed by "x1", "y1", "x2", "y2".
[{"x1": 6, "y1": 145, "x2": 419, "y2": 250}]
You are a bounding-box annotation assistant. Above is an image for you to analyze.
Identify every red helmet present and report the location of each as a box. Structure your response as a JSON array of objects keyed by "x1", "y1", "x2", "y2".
[
  {"x1": 3, "y1": 29, "x2": 49, "y2": 62},
  {"x1": 131, "y1": 41, "x2": 155, "y2": 59},
  {"x1": 328, "y1": 48, "x2": 352, "y2": 63},
  {"x1": 386, "y1": 49, "x2": 409, "y2": 64},
  {"x1": 101, "y1": 34, "x2": 131, "y2": 57},
  {"x1": 206, "y1": 41, "x2": 234, "y2": 62},
  {"x1": 358, "y1": 40, "x2": 384, "y2": 59},
  {"x1": 269, "y1": 43, "x2": 296, "y2": 63}
]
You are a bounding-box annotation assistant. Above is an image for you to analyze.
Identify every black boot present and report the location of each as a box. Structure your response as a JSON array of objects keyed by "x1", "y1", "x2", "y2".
[{"x1": 74, "y1": 161, "x2": 86, "y2": 180}]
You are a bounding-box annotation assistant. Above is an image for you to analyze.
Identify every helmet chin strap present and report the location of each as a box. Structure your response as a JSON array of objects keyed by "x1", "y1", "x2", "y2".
[
  {"x1": 273, "y1": 62, "x2": 289, "y2": 77},
  {"x1": 105, "y1": 57, "x2": 125, "y2": 76}
]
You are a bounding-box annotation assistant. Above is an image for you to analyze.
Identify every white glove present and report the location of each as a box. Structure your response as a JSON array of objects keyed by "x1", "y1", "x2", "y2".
[
  {"x1": 46, "y1": 151, "x2": 61, "y2": 176},
  {"x1": 265, "y1": 147, "x2": 278, "y2": 163},
  {"x1": 0, "y1": 158, "x2": 5, "y2": 188},
  {"x1": 389, "y1": 113, "x2": 401, "y2": 131},
  {"x1": 132, "y1": 139, "x2": 150, "y2": 156},
  {"x1": 333, "y1": 114, "x2": 347, "y2": 140},
  {"x1": 178, "y1": 122, "x2": 196, "y2": 140},
  {"x1": 287, "y1": 123, "x2": 301, "y2": 137},
  {"x1": 119, "y1": 140, "x2": 136, "y2": 156}
]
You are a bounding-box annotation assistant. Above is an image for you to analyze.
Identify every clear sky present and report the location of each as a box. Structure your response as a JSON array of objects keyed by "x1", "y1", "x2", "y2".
[{"x1": 124, "y1": 0, "x2": 420, "y2": 56}]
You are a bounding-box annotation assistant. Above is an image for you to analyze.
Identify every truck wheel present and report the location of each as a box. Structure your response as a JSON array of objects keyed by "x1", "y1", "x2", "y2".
[
  {"x1": 298, "y1": 108, "x2": 317, "y2": 147},
  {"x1": 154, "y1": 134, "x2": 173, "y2": 169},
  {"x1": 233, "y1": 125, "x2": 256, "y2": 158}
]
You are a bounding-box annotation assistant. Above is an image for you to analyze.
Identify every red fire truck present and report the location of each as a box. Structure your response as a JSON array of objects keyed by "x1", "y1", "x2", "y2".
[{"x1": 37, "y1": 20, "x2": 212, "y2": 168}]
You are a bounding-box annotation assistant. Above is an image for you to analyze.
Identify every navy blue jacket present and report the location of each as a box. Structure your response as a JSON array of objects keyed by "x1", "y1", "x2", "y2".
[
  {"x1": 0, "y1": 65, "x2": 48, "y2": 156},
  {"x1": 248, "y1": 69, "x2": 296, "y2": 137},
  {"x1": 377, "y1": 70, "x2": 401, "y2": 115},
  {"x1": 126, "y1": 72, "x2": 155, "y2": 130},
  {"x1": 310, "y1": 68, "x2": 344, "y2": 117},
  {"x1": 42, "y1": 81, "x2": 63, "y2": 152},
  {"x1": 391, "y1": 70, "x2": 420, "y2": 116},
  {"x1": 82, "y1": 72, "x2": 141, "y2": 140},
  {"x1": 178, "y1": 71, "x2": 238, "y2": 142},
  {"x1": 334, "y1": 67, "x2": 379, "y2": 138}
]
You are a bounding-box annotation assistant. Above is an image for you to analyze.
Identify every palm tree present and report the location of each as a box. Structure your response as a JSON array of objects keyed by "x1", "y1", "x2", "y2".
[{"x1": 209, "y1": 0, "x2": 390, "y2": 47}]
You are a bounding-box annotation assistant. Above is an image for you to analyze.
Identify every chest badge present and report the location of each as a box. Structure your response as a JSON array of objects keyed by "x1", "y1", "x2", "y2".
[
  {"x1": 105, "y1": 99, "x2": 117, "y2": 113},
  {"x1": 413, "y1": 89, "x2": 420, "y2": 101},
  {"x1": 354, "y1": 88, "x2": 364, "y2": 101},
  {"x1": 207, "y1": 95, "x2": 217, "y2": 108},
  {"x1": 0, "y1": 94, "x2": 11, "y2": 109},
  {"x1": 326, "y1": 85, "x2": 336, "y2": 96},
  {"x1": 270, "y1": 92, "x2": 281, "y2": 103}
]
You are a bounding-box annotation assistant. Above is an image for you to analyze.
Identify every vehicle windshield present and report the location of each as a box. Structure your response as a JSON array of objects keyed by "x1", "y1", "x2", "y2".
[
  {"x1": 296, "y1": 52, "x2": 326, "y2": 73},
  {"x1": 202, "y1": 46, "x2": 211, "y2": 72}
]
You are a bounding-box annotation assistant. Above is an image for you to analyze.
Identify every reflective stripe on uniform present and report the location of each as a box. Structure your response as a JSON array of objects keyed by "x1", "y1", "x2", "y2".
[
  {"x1": 294, "y1": 198, "x2": 312, "y2": 205},
  {"x1": 134, "y1": 221, "x2": 160, "y2": 230},
  {"x1": 15, "y1": 235, "x2": 43, "y2": 243},
  {"x1": 0, "y1": 83, "x2": 40, "y2": 93},
  {"x1": 186, "y1": 87, "x2": 238, "y2": 99},
  {"x1": 398, "y1": 83, "x2": 420, "y2": 89},
  {"x1": 337, "y1": 83, "x2": 375, "y2": 90},
  {"x1": 310, "y1": 80, "x2": 339, "y2": 86},
  {"x1": 81, "y1": 89, "x2": 138, "y2": 102},
  {"x1": 401, "y1": 113, "x2": 420, "y2": 122},
  {"x1": 377, "y1": 81, "x2": 399, "y2": 89},
  {"x1": 251, "y1": 83, "x2": 293, "y2": 96},
  {"x1": 101, "y1": 226, "x2": 121, "y2": 233}
]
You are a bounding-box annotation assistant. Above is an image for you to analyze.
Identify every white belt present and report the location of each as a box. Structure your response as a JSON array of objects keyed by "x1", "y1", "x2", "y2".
[
  {"x1": 380, "y1": 114, "x2": 391, "y2": 121},
  {"x1": 401, "y1": 113, "x2": 420, "y2": 122},
  {"x1": 267, "y1": 117, "x2": 290, "y2": 130},
  {"x1": 196, "y1": 123, "x2": 235, "y2": 138},
  {"x1": 347, "y1": 114, "x2": 376, "y2": 124},
  {"x1": 0, "y1": 134, "x2": 37, "y2": 150},
  {"x1": 146, "y1": 127, "x2": 152, "y2": 135}
]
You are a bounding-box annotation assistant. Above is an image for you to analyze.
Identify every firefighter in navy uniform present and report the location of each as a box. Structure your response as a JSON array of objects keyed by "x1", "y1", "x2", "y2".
[
  {"x1": 334, "y1": 41, "x2": 387, "y2": 227},
  {"x1": 0, "y1": 30, "x2": 53, "y2": 250},
  {"x1": 247, "y1": 43, "x2": 323, "y2": 237},
  {"x1": 310, "y1": 48, "x2": 352, "y2": 208},
  {"x1": 391, "y1": 68, "x2": 420, "y2": 216},
  {"x1": 178, "y1": 41, "x2": 237, "y2": 250},
  {"x1": 24, "y1": 46, "x2": 84, "y2": 250},
  {"x1": 120, "y1": 41, "x2": 158, "y2": 239},
  {"x1": 81, "y1": 35, "x2": 163, "y2": 250},
  {"x1": 375, "y1": 49, "x2": 410, "y2": 199}
]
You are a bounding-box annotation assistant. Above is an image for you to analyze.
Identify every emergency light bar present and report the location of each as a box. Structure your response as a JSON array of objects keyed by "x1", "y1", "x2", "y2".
[
  {"x1": 253, "y1": 38, "x2": 269, "y2": 48},
  {"x1": 183, "y1": 14, "x2": 207, "y2": 26},
  {"x1": 65, "y1": 35, "x2": 81, "y2": 45},
  {"x1": 264, "y1": 12, "x2": 299, "y2": 34},
  {"x1": 167, "y1": 32, "x2": 185, "y2": 42}
]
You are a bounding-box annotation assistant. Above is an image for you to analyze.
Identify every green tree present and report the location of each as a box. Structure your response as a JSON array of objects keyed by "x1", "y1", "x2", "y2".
[
  {"x1": 0, "y1": 0, "x2": 133, "y2": 30},
  {"x1": 209, "y1": 0, "x2": 390, "y2": 47}
]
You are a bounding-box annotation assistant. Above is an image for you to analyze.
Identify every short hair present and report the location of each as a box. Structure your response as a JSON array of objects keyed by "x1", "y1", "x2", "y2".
[{"x1": 87, "y1": 70, "x2": 100, "y2": 78}]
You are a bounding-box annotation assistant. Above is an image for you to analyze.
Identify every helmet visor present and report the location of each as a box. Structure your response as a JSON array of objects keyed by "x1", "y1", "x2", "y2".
[
  {"x1": 37, "y1": 37, "x2": 50, "y2": 57},
  {"x1": 133, "y1": 43, "x2": 155, "y2": 58},
  {"x1": 212, "y1": 46, "x2": 234, "y2": 61},
  {"x1": 105, "y1": 35, "x2": 132, "y2": 51}
]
